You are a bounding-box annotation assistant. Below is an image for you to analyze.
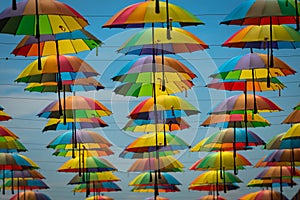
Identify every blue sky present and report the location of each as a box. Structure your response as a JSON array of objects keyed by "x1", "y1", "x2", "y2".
[{"x1": 0, "y1": 0, "x2": 300, "y2": 199}]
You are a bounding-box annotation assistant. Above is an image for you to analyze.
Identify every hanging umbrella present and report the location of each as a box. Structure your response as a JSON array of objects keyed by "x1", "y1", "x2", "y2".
[
  {"x1": 0, "y1": 106, "x2": 12, "y2": 121},
  {"x1": 0, "y1": 169, "x2": 44, "y2": 180},
  {"x1": 72, "y1": 182, "x2": 122, "y2": 193},
  {"x1": 0, "y1": 139, "x2": 27, "y2": 153},
  {"x1": 123, "y1": 117, "x2": 190, "y2": 132},
  {"x1": 238, "y1": 190, "x2": 288, "y2": 200},
  {"x1": 255, "y1": 166, "x2": 300, "y2": 179},
  {"x1": 188, "y1": 183, "x2": 240, "y2": 192},
  {"x1": 10, "y1": 191, "x2": 51, "y2": 200},
  {"x1": 0, "y1": 126, "x2": 19, "y2": 138},
  {"x1": 52, "y1": 147, "x2": 114, "y2": 157},
  {"x1": 118, "y1": 27, "x2": 208, "y2": 55},
  {"x1": 190, "y1": 170, "x2": 243, "y2": 185},
  {"x1": 247, "y1": 178, "x2": 297, "y2": 188},
  {"x1": 198, "y1": 195, "x2": 226, "y2": 200},
  {"x1": 0, "y1": 0, "x2": 89, "y2": 70},
  {"x1": 119, "y1": 150, "x2": 180, "y2": 159},
  {"x1": 58, "y1": 156, "x2": 117, "y2": 173},
  {"x1": 0, "y1": 153, "x2": 39, "y2": 170},
  {"x1": 42, "y1": 117, "x2": 108, "y2": 132},
  {"x1": 210, "y1": 94, "x2": 282, "y2": 114},
  {"x1": 85, "y1": 196, "x2": 113, "y2": 200},
  {"x1": 201, "y1": 113, "x2": 271, "y2": 128},
  {"x1": 128, "y1": 156, "x2": 184, "y2": 172},
  {"x1": 281, "y1": 123, "x2": 300, "y2": 139},
  {"x1": 125, "y1": 132, "x2": 190, "y2": 153},
  {"x1": 68, "y1": 172, "x2": 120, "y2": 184},
  {"x1": 131, "y1": 184, "x2": 180, "y2": 193},
  {"x1": 282, "y1": 102, "x2": 300, "y2": 124},
  {"x1": 102, "y1": 0, "x2": 203, "y2": 28},
  {"x1": 265, "y1": 133, "x2": 300, "y2": 150},
  {"x1": 3, "y1": 179, "x2": 49, "y2": 190},
  {"x1": 129, "y1": 172, "x2": 181, "y2": 186}
]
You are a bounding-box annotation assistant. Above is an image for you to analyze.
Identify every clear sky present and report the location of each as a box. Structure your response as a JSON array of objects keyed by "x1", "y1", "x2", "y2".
[{"x1": 0, "y1": 0, "x2": 300, "y2": 200}]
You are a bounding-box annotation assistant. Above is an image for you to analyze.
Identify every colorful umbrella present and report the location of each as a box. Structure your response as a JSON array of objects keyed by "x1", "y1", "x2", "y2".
[
  {"x1": 85, "y1": 196, "x2": 113, "y2": 200},
  {"x1": 10, "y1": 191, "x2": 51, "y2": 200},
  {"x1": 265, "y1": 133, "x2": 300, "y2": 150},
  {"x1": 12, "y1": 29, "x2": 101, "y2": 57},
  {"x1": 255, "y1": 166, "x2": 300, "y2": 179},
  {"x1": 131, "y1": 184, "x2": 180, "y2": 193},
  {"x1": 102, "y1": 0, "x2": 203, "y2": 28},
  {"x1": 282, "y1": 123, "x2": 300, "y2": 139},
  {"x1": 210, "y1": 94, "x2": 282, "y2": 114},
  {"x1": 68, "y1": 172, "x2": 120, "y2": 184},
  {"x1": 129, "y1": 172, "x2": 181, "y2": 186},
  {"x1": 0, "y1": 153, "x2": 39, "y2": 170},
  {"x1": 3, "y1": 179, "x2": 49, "y2": 190},
  {"x1": 0, "y1": 106, "x2": 12, "y2": 121},
  {"x1": 190, "y1": 170, "x2": 243, "y2": 185},
  {"x1": 0, "y1": 169, "x2": 44, "y2": 179},
  {"x1": 201, "y1": 113, "x2": 271, "y2": 128},
  {"x1": 282, "y1": 102, "x2": 300, "y2": 124},
  {"x1": 123, "y1": 117, "x2": 190, "y2": 132},
  {"x1": 52, "y1": 147, "x2": 114, "y2": 157},
  {"x1": 128, "y1": 156, "x2": 184, "y2": 172},
  {"x1": 72, "y1": 182, "x2": 122, "y2": 193},
  {"x1": 0, "y1": 126, "x2": 18, "y2": 138},
  {"x1": 119, "y1": 150, "x2": 180, "y2": 159},
  {"x1": 188, "y1": 183, "x2": 240, "y2": 192},
  {"x1": 0, "y1": 139, "x2": 27, "y2": 153},
  {"x1": 42, "y1": 117, "x2": 108, "y2": 132},
  {"x1": 247, "y1": 178, "x2": 297, "y2": 188},
  {"x1": 238, "y1": 190, "x2": 288, "y2": 200},
  {"x1": 118, "y1": 27, "x2": 208, "y2": 55},
  {"x1": 125, "y1": 132, "x2": 190, "y2": 153}
]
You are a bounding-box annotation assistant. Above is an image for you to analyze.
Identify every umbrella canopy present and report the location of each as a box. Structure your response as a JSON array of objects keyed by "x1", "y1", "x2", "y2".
[
  {"x1": 125, "y1": 132, "x2": 190, "y2": 153},
  {"x1": 265, "y1": 133, "x2": 300, "y2": 149},
  {"x1": 10, "y1": 191, "x2": 51, "y2": 200},
  {"x1": 114, "y1": 81, "x2": 194, "y2": 97},
  {"x1": 113, "y1": 55, "x2": 197, "y2": 82},
  {"x1": 42, "y1": 117, "x2": 108, "y2": 132},
  {"x1": 222, "y1": 25, "x2": 300, "y2": 49},
  {"x1": 128, "y1": 95, "x2": 199, "y2": 119},
  {"x1": 190, "y1": 151, "x2": 252, "y2": 171},
  {"x1": 282, "y1": 123, "x2": 300, "y2": 139},
  {"x1": 15, "y1": 55, "x2": 99, "y2": 83},
  {"x1": 247, "y1": 178, "x2": 297, "y2": 188},
  {"x1": 85, "y1": 196, "x2": 113, "y2": 200},
  {"x1": 131, "y1": 184, "x2": 180, "y2": 193},
  {"x1": 0, "y1": 169, "x2": 44, "y2": 179},
  {"x1": 201, "y1": 113, "x2": 271, "y2": 128},
  {"x1": 52, "y1": 147, "x2": 114, "y2": 157},
  {"x1": 255, "y1": 166, "x2": 300, "y2": 179},
  {"x1": 3, "y1": 179, "x2": 49, "y2": 190},
  {"x1": 190, "y1": 170, "x2": 243, "y2": 185},
  {"x1": 37, "y1": 96, "x2": 112, "y2": 119},
  {"x1": 238, "y1": 190, "x2": 288, "y2": 200},
  {"x1": 123, "y1": 117, "x2": 190, "y2": 132},
  {"x1": 47, "y1": 130, "x2": 112, "y2": 149},
  {"x1": 128, "y1": 156, "x2": 184, "y2": 172},
  {"x1": 282, "y1": 102, "x2": 300, "y2": 124},
  {"x1": 220, "y1": 0, "x2": 300, "y2": 26},
  {"x1": 102, "y1": 0, "x2": 203, "y2": 28},
  {"x1": 0, "y1": 139, "x2": 27, "y2": 153},
  {"x1": 129, "y1": 172, "x2": 181, "y2": 186},
  {"x1": 188, "y1": 183, "x2": 240, "y2": 191},
  {"x1": 68, "y1": 172, "x2": 120, "y2": 184},
  {"x1": 0, "y1": 0, "x2": 88, "y2": 35},
  {"x1": 0, "y1": 107, "x2": 12, "y2": 121},
  {"x1": 58, "y1": 156, "x2": 117, "y2": 173},
  {"x1": 198, "y1": 195, "x2": 226, "y2": 200},
  {"x1": 199, "y1": 128, "x2": 265, "y2": 151},
  {"x1": 24, "y1": 78, "x2": 104, "y2": 93},
  {"x1": 257, "y1": 149, "x2": 300, "y2": 166},
  {"x1": 12, "y1": 29, "x2": 101, "y2": 56},
  {"x1": 209, "y1": 53, "x2": 295, "y2": 80},
  {"x1": 0, "y1": 126, "x2": 18, "y2": 138},
  {"x1": 119, "y1": 150, "x2": 180, "y2": 159},
  {"x1": 73, "y1": 182, "x2": 122, "y2": 193},
  {"x1": 0, "y1": 153, "x2": 39, "y2": 170},
  {"x1": 207, "y1": 77, "x2": 285, "y2": 92},
  {"x1": 118, "y1": 27, "x2": 208, "y2": 55},
  {"x1": 210, "y1": 94, "x2": 282, "y2": 114}
]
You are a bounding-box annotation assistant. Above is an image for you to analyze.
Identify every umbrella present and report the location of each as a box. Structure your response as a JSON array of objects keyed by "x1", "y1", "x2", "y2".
[
  {"x1": 201, "y1": 113, "x2": 271, "y2": 128},
  {"x1": 281, "y1": 123, "x2": 300, "y2": 139},
  {"x1": 52, "y1": 147, "x2": 114, "y2": 157},
  {"x1": 102, "y1": 0, "x2": 203, "y2": 28},
  {"x1": 118, "y1": 27, "x2": 208, "y2": 55},
  {"x1": 188, "y1": 183, "x2": 240, "y2": 192},
  {"x1": 0, "y1": 153, "x2": 39, "y2": 170},
  {"x1": 131, "y1": 184, "x2": 180, "y2": 193},
  {"x1": 119, "y1": 150, "x2": 180, "y2": 159},
  {"x1": 123, "y1": 117, "x2": 190, "y2": 132},
  {"x1": 128, "y1": 95, "x2": 200, "y2": 119},
  {"x1": 3, "y1": 179, "x2": 49, "y2": 190},
  {"x1": 10, "y1": 191, "x2": 51, "y2": 200},
  {"x1": 128, "y1": 156, "x2": 184, "y2": 172},
  {"x1": 0, "y1": 126, "x2": 18, "y2": 138},
  {"x1": 265, "y1": 133, "x2": 300, "y2": 150},
  {"x1": 255, "y1": 166, "x2": 300, "y2": 179},
  {"x1": 85, "y1": 196, "x2": 113, "y2": 200},
  {"x1": 0, "y1": 106, "x2": 12, "y2": 121},
  {"x1": 0, "y1": 169, "x2": 44, "y2": 179},
  {"x1": 210, "y1": 94, "x2": 282, "y2": 114},
  {"x1": 0, "y1": 139, "x2": 27, "y2": 153},
  {"x1": 12, "y1": 29, "x2": 101, "y2": 57},
  {"x1": 42, "y1": 117, "x2": 108, "y2": 132},
  {"x1": 68, "y1": 172, "x2": 120, "y2": 184},
  {"x1": 247, "y1": 178, "x2": 297, "y2": 188},
  {"x1": 238, "y1": 190, "x2": 288, "y2": 200},
  {"x1": 198, "y1": 195, "x2": 226, "y2": 200},
  {"x1": 72, "y1": 182, "x2": 122, "y2": 193},
  {"x1": 282, "y1": 102, "x2": 300, "y2": 124},
  {"x1": 125, "y1": 132, "x2": 190, "y2": 153},
  {"x1": 129, "y1": 172, "x2": 181, "y2": 186}
]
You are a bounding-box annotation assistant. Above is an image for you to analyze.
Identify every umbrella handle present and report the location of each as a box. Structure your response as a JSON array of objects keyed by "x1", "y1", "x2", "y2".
[
  {"x1": 12, "y1": 0, "x2": 17, "y2": 10},
  {"x1": 155, "y1": 0, "x2": 160, "y2": 13},
  {"x1": 295, "y1": 0, "x2": 300, "y2": 31}
]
